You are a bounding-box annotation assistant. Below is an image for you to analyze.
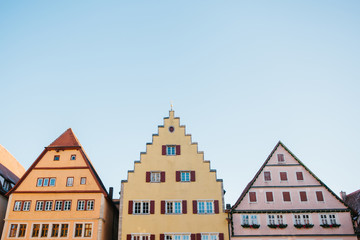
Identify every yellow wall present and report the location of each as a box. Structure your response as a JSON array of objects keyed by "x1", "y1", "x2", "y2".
[{"x1": 119, "y1": 111, "x2": 228, "y2": 240}]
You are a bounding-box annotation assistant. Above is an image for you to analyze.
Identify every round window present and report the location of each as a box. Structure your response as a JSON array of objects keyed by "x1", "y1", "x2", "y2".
[{"x1": 169, "y1": 126, "x2": 175, "y2": 133}]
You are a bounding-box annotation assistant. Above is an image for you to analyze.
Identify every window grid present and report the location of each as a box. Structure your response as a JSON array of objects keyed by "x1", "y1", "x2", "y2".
[{"x1": 197, "y1": 200, "x2": 214, "y2": 214}]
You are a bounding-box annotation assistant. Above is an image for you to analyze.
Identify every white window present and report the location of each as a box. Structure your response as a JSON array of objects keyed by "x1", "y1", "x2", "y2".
[
  {"x1": 166, "y1": 146, "x2": 176, "y2": 155},
  {"x1": 14, "y1": 201, "x2": 22, "y2": 211},
  {"x1": 166, "y1": 201, "x2": 182, "y2": 214},
  {"x1": 64, "y1": 201, "x2": 71, "y2": 211},
  {"x1": 151, "y1": 172, "x2": 161, "y2": 182},
  {"x1": 77, "y1": 200, "x2": 85, "y2": 211},
  {"x1": 251, "y1": 215, "x2": 258, "y2": 225},
  {"x1": 23, "y1": 201, "x2": 31, "y2": 211},
  {"x1": 55, "y1": 201, "x2": 63, "y2": 211},
  {"x1": 80, "y1": 177, "x2": 86, "y2": 185},
  {"x1": 44, "y1": 201, "x2": 53, "y2": 211},
  {"x1": 201, "y1": 233, "x2": 218, "y2": 240},
  {"x1": 165, "y1": 234, "x2": 190, "y2": 240},
  {"x1": 66, "y1": 177, "x2": 74, "y2": 187},
  {"x1": 268, "y1": 214, "x2": 285, "y2": 225},
  {"x1": 132, "y1": 234, "x2": 150, "y2": 240},
  {"x1": 321, "y1": 214, "x2": 338, "y2": 225},
  {"x1": 36, "y1": 201, "x2": 44, "y2": 211},
  {"x1": 197, "y1": 200, "x2": 214, "y2": 214},
  {"x1": 329, "y1": 214, "x2": 337, "y2": 224},
  {"x1": 87, "y1": 200, "x2": 94, "y2": 211},
  {"x1": 181, "y1": 172, "x2": 190, "y2": 182},
  {"x1": 242, "y1": 215, "x2": 249, "y2": 225},
  {"x1": 133, "y1": 201, "x2": 149, "y2": 214}
]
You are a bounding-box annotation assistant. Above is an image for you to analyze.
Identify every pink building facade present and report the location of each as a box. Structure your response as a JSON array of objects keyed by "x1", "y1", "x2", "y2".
[{"x1": 229, "y1": 142, "x2": 357, "y2": 240}]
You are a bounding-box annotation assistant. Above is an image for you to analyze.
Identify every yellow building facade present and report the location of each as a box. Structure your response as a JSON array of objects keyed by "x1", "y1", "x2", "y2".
[
  {"x1": 119, "y1": 111, "x2": 228, "y2": 240},
  {"x1": 2, "y1": 129, "x2": 117, "y2": 240}
]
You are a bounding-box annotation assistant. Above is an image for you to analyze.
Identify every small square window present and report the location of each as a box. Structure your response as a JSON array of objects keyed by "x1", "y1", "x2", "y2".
[
  {"x1": 166, "y1": 146, "x2": 176, "y2": 155},
  {"x1": 80, "y1": 177, "x2": 86, "y2": 185},
  {"x1": 66, "y1": 177, "x2": 74, "y2": 187},
  {"x1": 277, "y1": 154, "x2": 285, "y2": 163},
  {"x1": 181, "y1": 172, "x2": 190, "y2": 182},
  {"x1": 54, "y1": 155, "x2": 60, "y2": 161},
  {"x1": 264, "y1": 171, "x2": 271, "y2": 181},
  {"x1": 71, "y1": 155, "x2": 76, "y2": 160},
  {"x1": 150, "y1": 172, "x2": 161, "y2": 183}
]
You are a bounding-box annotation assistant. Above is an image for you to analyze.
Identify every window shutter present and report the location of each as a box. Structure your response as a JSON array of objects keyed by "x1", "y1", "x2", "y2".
[
  {"x1": 161, "y1": 172, "x2": 165, "y2": 182},
  {"x1": 264, "y1": 171, "x2": 271, "y2": 181},
  {"x1": 161, "y1": 200, "x2": 165, "y2": 214},
  {"x1": 214, "y1": 200, "x2": 219, "y2": 214},
  {"x1": 162, "y1": 145, "x2": 166, "y2": 155},
  {"x1": 191, "y1": 234, "x2": 196, "y2": 240},
  {"x1": 151, "y1": 235, "x2": 155, "y2": 240},
  {"x1": 266, "y1": 192, "x2": 274, "y2": 202},
  {"x1": 277, "y1": 154, "x2": 284, "y2": 162},
  {"x1": 182, "y1": 200, "x2": 187, "y2": 214},
  {"x1": 283, "y1": 192, "x2": 291, "y2": 202},
  {"x1": 296, "y1": 172, "x2": 304, "y2": 180},
  {"x1": 280, "y1": 172, "x2": 287, "y2": 181},
  {"x1": 160, "y1": 234, "x2": 164, "y2": 240},
  {"x1": 300, "y1": 191, "x2": 307, "y2": 201},
  {"x1": 196, "y1": 233, "x2": 201, "y2": 240},
  {"x1": 316, "y1": 191, "x2": 324, "y2": 201},
  {"x1": 249, "y1": 192, "x2": 257, "y2": 202},
  {"x1": 128, "y1": 200, "x2": 133, "y2": 214},
  {"x1": 219, "y1": 233, "x2": 224, "y2": 240},
  {"x1": 127, "y1": 235, "x2": 132, "y2": 240},
  {"x1": 146, "y1": 172, "x2": 151, "y2": 182},
  {"x1": 176, "y1": 171, "x2": 181, "y2": 182},
  {"x1": 176, "y1": 145, "x2": 181, "y2": 155},
  {"x1": 150, "y1": 200, "x2": 155, "y2": 214},
  {"x1": 190, "y1": 171, "x2": 196, "y2": 182},
  {"x1": 192, "y1": 200, "x2": 197, "y2": 214}
]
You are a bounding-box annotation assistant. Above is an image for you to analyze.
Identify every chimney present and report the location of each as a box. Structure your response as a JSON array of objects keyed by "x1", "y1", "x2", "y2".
[
  {"x1": 109, "y1": 187, "x2": 113, "y2": 200},
  {"x1": 226, "y1": 204, "x2": 231, "y2": 210},
  {"x1": 340, "y1": 191, "x2": 347, "y2": 201}
]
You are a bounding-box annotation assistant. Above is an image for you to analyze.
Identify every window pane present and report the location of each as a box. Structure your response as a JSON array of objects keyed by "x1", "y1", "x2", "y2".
[
  {"x1": 37, "y1": 178, "x2": 43, "y2": 187},
  {"x1": 43, "y1": 178, "x2": 49, "y2": 186},
  {"x1": 49, "y1": 178, "x2": 56, "y2": 186}
]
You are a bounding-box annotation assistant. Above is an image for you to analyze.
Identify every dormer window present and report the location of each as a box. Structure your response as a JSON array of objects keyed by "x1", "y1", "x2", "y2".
[
  {"x1": 277, "y1": 154, "x2": 285, "y2": 163},
  {"x1": 71, "y1": 155, "x2": 76, "y2": 160},
  {"x1": 54, "y1": 155, "x2": 60, "y2": 161}
]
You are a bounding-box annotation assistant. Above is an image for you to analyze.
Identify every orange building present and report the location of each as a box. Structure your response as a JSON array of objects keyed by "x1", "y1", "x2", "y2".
[{"x1": 1, "y1": 129, "x2": 118, "y2": 240}]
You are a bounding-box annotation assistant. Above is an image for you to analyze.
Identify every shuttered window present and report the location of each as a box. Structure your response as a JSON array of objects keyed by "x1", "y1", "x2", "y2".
[
  {"x1": 249, "y1": 192, "x2": 257, "y2": 203},
  {"x1": 266, "y1": 192, "x2": 274, "y2": 202},
  {"x1": 277, "y1": 154, "x2": 285, "y2": 163},
  {"x1": 162, "y1": 145, "x2": 181, "y2": 155},
  {"x1": 282, "y1": 192, "x2": 291, "y2": 202},
  {"x1": 300, "y1": 191, "x2": 308, "y2": 202},
  {"x1": 176, "y1": 171, "x2": 196, "y2": 182},
  {"x1": 280, "y1": 172, "x2": 288, "y2": 181},
  {"x1": 264, "y1": 171, "x2": 271, "y2": 181},
  {"x1": 316, "y1": 191, "x2": 324, "y2": 202},
  {"x1": 296, "y1": 172, "x2": 304, "y2": 181}
]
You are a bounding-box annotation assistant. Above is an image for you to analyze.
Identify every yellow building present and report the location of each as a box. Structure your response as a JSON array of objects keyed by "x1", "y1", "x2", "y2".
[
  {"x1": 2, "y1": 129, "x2": 117, "y2": 240},
  {"x1": 119, "y1": 111, "x2": 228, "y2": 240}
]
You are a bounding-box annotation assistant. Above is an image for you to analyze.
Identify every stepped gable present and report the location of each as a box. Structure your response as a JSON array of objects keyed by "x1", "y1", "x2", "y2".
[
  {"x1": 0, "y1": 144, "x2": 25, "y2": 178},
  {"x1": 7, "y1": 128, "x2": 109, "y2": 197},
  {"x1": 232, "y1": 141, "x2": 347, "y2": 210}
]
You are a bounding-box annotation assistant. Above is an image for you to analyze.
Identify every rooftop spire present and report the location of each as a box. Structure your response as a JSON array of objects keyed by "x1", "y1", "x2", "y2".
[
  {"x1": 170, "y1": 101, "x2": 173, "y2": 111},
  {"x1": 48, "y1": 128, "x2": 81, "y2": 147}
]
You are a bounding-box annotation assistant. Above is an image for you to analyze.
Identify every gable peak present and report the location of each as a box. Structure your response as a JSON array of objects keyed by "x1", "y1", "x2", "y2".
[{"x1": 48, "y1": 128, "x2": 81, "y2": 147}]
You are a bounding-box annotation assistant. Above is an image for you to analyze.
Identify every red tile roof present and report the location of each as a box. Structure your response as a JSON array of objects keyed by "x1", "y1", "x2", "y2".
[{"x1": 48, "y1": 128, "x2": 80, "y2": 147}]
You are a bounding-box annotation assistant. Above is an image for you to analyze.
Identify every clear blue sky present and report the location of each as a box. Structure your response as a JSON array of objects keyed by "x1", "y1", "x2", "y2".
[{"x1": 0, "y1": 1, "x2": 359, "y2": 204}]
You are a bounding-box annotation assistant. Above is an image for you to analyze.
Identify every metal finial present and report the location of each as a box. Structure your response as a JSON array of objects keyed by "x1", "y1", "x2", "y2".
[{"x1": 170, "y1": 101, "x2": 173, "y2": 111}]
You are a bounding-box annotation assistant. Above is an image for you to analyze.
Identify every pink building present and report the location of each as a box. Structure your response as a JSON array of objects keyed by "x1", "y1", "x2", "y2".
[{"x1": 229, "y1": 142, "x2": 357, "y2": 240}]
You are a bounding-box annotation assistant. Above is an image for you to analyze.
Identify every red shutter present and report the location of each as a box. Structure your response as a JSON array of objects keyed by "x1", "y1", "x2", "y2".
[
  {"x1": 283, "y1": 192, "x2": 291, "y2": 202},
  {"x1": 127, "y1": 234, "x2": 132, "y2": 240},
  {"x1": 192, "y1": 200, "x2": 197, "y2": 214},
  {"x1": 128, "y1": 200, "x2": 133, "y2": 214},
  {"x1": 280, "y1": 172, "x2": 287, "y2": 181},
  {"x1": 162, "y1": 145, "x2": 166, "y2": 155},
  {"x1": 150, "y1": 200, "x2": 155, "y2": 214},
  {"x1": 196, "y1": 233, "x2": 201, "y2": 240},
  {"x1": 176, "y1": 145, "x2": 181, "y2": 155},
  {"x1": 296, "y1": 172, "x2": 304, "y2": 180},
  {"x1": 264, "y1": 171, "x2": 271, "y2": 181},
  {"x1": 182, "y1": 200, "x2": 187, "y2": 214},
  {"x1": 219, "y1": 233, "x2": 224, "y2": 240},
  {"x1": 266, "y1": 192, "x2": 274, "y2": 202},
  {"x1": 161, "y1": 172, "x2": 165, "y2": 182},
  {"x1": 191, "y1": 234, "x2": 196, "y2": 240},
  {"x1": 190, "y1": 171, "x2": 196, "y2": 182},
  {"x1": 176, "y1": 171, "x2": 181, "y2": 182},
  {"x1": 146, "y1": 172, "x2": 151, "y2": 182},
  {"x1": 151, "y1": 235, "x2": 155, "y2": 240},
  {"x1": 161, "y1": 200, "x2": 165, "y2": 214},
  {"x1": 316, "y1": 191, "x2": 324, "y2": 201},
  {"x1": 249, "y1": 192, "x2": 257, "y2": 202},
  {"x1": 160, "y1": 234, "x2": 164, "y2": 240},
  {"x1": 277, "y1": 154, "x2": 284, "y2": 162},
  {"x1": 300, "y1": 191, "x2": 308, "y2": 201},
  {"x1": 214, "y1": 200, "x2": 219, "y2": 214}
]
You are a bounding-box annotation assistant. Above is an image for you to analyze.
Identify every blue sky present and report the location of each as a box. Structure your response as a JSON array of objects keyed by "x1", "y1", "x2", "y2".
[{"x1": 0, "y1": 1, "x2": 359, "y2": 203}]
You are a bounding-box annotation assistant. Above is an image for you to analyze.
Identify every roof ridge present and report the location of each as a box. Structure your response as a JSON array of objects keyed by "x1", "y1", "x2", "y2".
[{"x1": 48, "y1": 128, "x2": 81, "y2": 147}]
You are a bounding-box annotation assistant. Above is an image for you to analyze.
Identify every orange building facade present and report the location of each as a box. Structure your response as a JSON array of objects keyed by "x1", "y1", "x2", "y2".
[{"x1": 1, "y1": 129, "x2": 117, "y2": 240}]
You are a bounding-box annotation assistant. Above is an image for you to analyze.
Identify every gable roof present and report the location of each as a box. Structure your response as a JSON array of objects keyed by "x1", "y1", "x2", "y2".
[
  {"x1": 7, "y1": 128, "x2": 110, "y2": 199},
  {"x1": 0, "y1": 144, "x2": 25, "y2": 178},
  {"x1": 231, "y1": 141, "x2": 349, "y2": 210}
]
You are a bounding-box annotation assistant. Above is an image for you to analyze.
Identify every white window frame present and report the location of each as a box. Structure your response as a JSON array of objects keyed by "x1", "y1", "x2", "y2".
[
  {"x1": 263, "y1": 171, "x2": 271, "y2": 182},
  {"x1": 14, "y1": 201, "x2": 22, "y2": 211},
  {"x1": 86, "y1": 200, "x2": 94, "y2": 211},
  {"x1": 55, "y1": 201, "x2": 63, "y2": 211},
  {"x1": 268, "y1": 214, "x2": 285, "y2": 225},
  {"x1": 296, "y1": 171, "x2": 304, "y2": 181},
  {"x1": 279, "y1": 171, "x2": 288, "y2": 182},
  {"x1": 320, "y1": 213, "x2": 339, "y2": 225},
  {"x1": 248, "y1": 192, "x2": 257, "y2": 203},
  {"x1": 44, "y1": 201, "x2": 53, "y2": 211},
  {"x1": 277, "y1": 153, "x2": 285, "y2": 163},
  {"x1": 64, "y1": 201, "x2": 71, "y2": 211},
  {"x1": 77, "y1": 200, "x2": 85, "y2": 211},
  {"x1": 293, "y1": 214, "x2": 312, "y2": 225},
  {"x1": 197, "y1": 200, "x2": 214, "y2": 214},
  {"x1": 166, "y1": 201, "x2": 182, "y2": 214},
  {"x1": 166, "y1": 145, "x2": 176, "y2": 155},
  {"x1": 35, "y1": 201, "x2": 44, "y2": 211},
  {"x1": 180, "y1": 172, "x2": 190, "y2": 182},
  {"x1": 80, "y1": 177, "x2": 86, "y2": 185},
  {"x1": 131, "y1": 233, "x2": 151, "y2": 240},
  {"x1": 150, "y1": 172, "x2": 161, "y2": 183},
  {"x1": 22, "y1": 201, "x2": 31, "y2": 211},
  {"x1": 201, "y1": 233, "x2": 218, "y2": 240},
  {"x1": 73, "y1": 222, "x2": 92, "y2": 238},
  {"x1": 66, "y1": 177, "x2": 74, "y2": 187},
  {"x1": 165, "y1": 234, "x2": 190, "y2": 240},
  {"x1": 133, "y1": 200, "x2": 150, "y2": 214}
]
